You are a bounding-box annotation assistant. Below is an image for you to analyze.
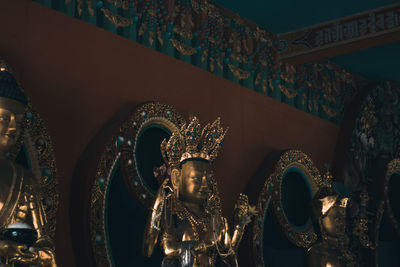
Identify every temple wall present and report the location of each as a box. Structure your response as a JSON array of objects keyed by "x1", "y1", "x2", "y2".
[{"x1": 0, "y1": 0, "x2": 340, "y2": 265}]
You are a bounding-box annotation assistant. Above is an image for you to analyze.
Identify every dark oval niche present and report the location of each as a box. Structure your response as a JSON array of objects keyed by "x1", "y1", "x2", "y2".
[
  {"x1": 135, "y1": 125, "x2": 171, "y2": 193},
  {"x1": 281, "y1": 168, "x2": 313, "y2": 229},
  {"x1": 106, "y1": 162, "x2": 163, "y2": 266},
  {"x1": 388, "y1": 173, "x2": 400, "y2": 222}
]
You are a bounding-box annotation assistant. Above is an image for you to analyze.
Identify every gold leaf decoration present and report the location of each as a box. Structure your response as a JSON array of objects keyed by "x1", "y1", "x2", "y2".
[
  {"x1": 149, "y1": 31, "x2": 154, "y2": 46},
  {"x1": 228, "y1": 64, "x2": 250, "y2": 80},
  {"x1": 157, "y1": 31, "x2": 164, "y2": 46},
  {"x1": 101, "y1": 8, "x2": 133, "y2": 27},
  {"x1": 308, "y1": 99, "x2": 313, "y2": 112},
  {"x1": 322, "y1": 104, "x2": 339, "y2": 118},
  {"x1": 87, "y1": 1, "x2": 94, "y2": 16},
  {"x1": 268, "y1": 79, "x2": 274, "y2": 92},
  {"x1": 77, "y1": 0, "x2": 84, "y2": 16},
  {"x1": 314, "y1": 97, "x2": 319, "y2": 112},
  {"x1": 138, "y1": 24, "x2": 147, "y2": 36},
  {"x1": 255, "y1": 73, "x2": 261, "y2": 86},
  {"x1": 262, "y1": 79, "x2": 267, "y2": 92},
  {"x1": 216, "y1": 58, "x2": 223, "y2": 70},
  {"x1": 209, "y1": 58, "x2": 215, "y2": 72},
  {"x1": 170, "y1": 39, "x2": 197, "y2": 55},
  {"x1": 279, "y1": 84, "x2": 298, "y2": 98},
  {"x1": 201, "y1": 50, "x2": 208, "y2": 63}
]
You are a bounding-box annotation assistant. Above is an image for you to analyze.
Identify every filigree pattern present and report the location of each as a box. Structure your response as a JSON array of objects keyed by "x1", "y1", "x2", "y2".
[
  {"x1": 271, "y1": 150, "x2": 322, "y2": 248},
  {"x1": 6, "y1": 82, "x2": 59, "y2": 240},
  {"x1": 384, "y1": 158, "x2": 400, "y2": 236}
]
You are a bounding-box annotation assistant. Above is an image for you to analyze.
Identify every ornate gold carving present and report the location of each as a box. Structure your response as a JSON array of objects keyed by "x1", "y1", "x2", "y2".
[
  {"x1": 278, "y1": 84, "x2": 298, "y2": 98},
  {"x1": 322, "y1": 104, "x2": 339, "y2": 118},
  {"x1": 101, "y1": 7, "x2": 133, "y2": 27},
  {"x1": 384, "y1": 158, "x2": 400, "y2": 235},
  {"x1": 273, "y1": 150, "x2": 322, "y2": 248},
  {"x1": 157, "y1": 31, "x2": 164, "y2": 46},
  {"x1": 170, "y1": 38, "x2": 197, "y2": 55},
  {"x1": 161, "y1": 117, "x2": 227, "y2": 168},
  {"x1": 228, "y1": 64, "x2": 250, "y2": 80},
  {"x1": 360, "y1": 99, "x2": 376, "y2": 137},
  {"x1": 149, "y1": 31, "x2": 155, "y2": 46},
  {"x1": 144, "y1": 116, "x2": 254, "y2": 266}
]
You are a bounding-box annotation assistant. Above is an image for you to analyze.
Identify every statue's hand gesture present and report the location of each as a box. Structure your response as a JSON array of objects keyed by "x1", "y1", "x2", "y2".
[
  {"x1": 0, "y1": 240, "x2": 37, "y2": 264},
  {"x1": 233, "y1": 193, "x2": 255, "y2": 226}
]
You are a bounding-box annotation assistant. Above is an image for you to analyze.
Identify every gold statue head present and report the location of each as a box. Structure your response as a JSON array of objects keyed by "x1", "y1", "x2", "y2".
[
  {"x1": 0, "y1": 59, "x2": 27, "y2": 158},
  {"x1": 171, "y1": 159, "x2": 211, "y2": 204},
  {"x1": 161, "y1": 116, "x2": 227, "y2": 206}
]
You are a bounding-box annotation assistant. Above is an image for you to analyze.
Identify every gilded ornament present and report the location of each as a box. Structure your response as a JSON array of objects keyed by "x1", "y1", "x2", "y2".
[
  {"x1": 149, "y1": 31, "x2": 155, "y2": 46},
  {"x1": 384, "y1": 158, "x2": 400, "y2": 235},
  {"x1": 228, "y1": 64, "x2": 250, "y2": 80},
  {"x1": 322, "y1": 104, "x2": 339, "y2": 118},
  {"x1": 101, "y1": 7, "x2": 133, "y2": 27},
  {"x1": 170, "y1": 39, "x2": 197, "y2": 56},
  {"x1": 209, "y1": 58, "x2": 215, "y2": 72},
  {"x1": 262, "y1": 79, "x2": 267, "y2": 92},
  {"x1": 139, "y1": 24, "x2": 147, "y2": 36},
  {"x1": 157, "y1": 31, "x2": 164, "y2": 46},
  {"x1": 360, "y1": 99, "x2": 375, "y2": 137},
  {"x1": 278, "y1": 84, "x2": 298, "y2": 98}
]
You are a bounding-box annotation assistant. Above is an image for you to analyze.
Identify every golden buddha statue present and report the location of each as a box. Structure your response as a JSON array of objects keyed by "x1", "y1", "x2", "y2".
[
  {"x1": 307, "y1": 170, "x2": 355, "y2": 267},
  {"x1": 143, "y1": 117, "x2": 254, "y2": 267},
  {"x1": 0, "y1": 60, "x2": 56, "y2": 266}
]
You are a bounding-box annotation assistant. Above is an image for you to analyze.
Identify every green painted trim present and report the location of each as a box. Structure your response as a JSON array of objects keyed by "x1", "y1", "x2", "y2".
[
  {"x1": 32, "y1": 0, "x2": 359, "y2": 125},
  {"x1": 282, "y1": 166, "x2": 313, "y2": 232}
]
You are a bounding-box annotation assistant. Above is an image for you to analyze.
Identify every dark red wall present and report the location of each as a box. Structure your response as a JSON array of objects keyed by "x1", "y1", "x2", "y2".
[{"x1": 0, "y1": 1, "x2": 340, "y2": 266}]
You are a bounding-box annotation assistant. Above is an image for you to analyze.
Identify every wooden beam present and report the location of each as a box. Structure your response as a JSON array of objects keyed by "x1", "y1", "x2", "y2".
[{"x1": 278, "y1": 4, "x2": 400, "y2": 64}]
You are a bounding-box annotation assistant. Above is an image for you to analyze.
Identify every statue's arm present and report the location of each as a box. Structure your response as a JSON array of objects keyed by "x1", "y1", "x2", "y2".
[
  {"x1": 161, "y1": 228, "x2": 181, "y2": 257},
  {"x1": 29, "y1": 182, "x2": 57, "y2": 267},
  {"x1": 231, "y1": 193, "x2": 252, "y2": 251},
  {"x1": 142, "y1": 178, "x2": 170, "y2": 258}
]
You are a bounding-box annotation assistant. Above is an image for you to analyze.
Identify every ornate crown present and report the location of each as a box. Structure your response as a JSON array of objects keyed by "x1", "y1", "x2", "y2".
[{"x1": 160, "y1": 116, "x2": 228, "y2": 168}]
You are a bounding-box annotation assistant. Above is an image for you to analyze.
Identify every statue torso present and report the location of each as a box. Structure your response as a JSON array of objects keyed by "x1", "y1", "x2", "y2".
[{"x1": 0, "y1": 160, "x2": 36, "y2": 230}]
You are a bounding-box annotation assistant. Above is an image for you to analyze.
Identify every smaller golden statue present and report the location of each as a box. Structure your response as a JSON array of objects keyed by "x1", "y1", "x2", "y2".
[
  {"x1": 307, "y1": 169, "x2": 355, "y2": 267},
  {"x1": 143, "y1": 117, "x2": 255, "y2": 267},
  {"x1": 0, "y1": 60, "x2": 56, "y2": 266}
]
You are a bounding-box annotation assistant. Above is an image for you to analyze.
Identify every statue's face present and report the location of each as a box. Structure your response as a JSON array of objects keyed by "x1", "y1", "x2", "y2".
[
  {"x1": 0, "y1": 97, "x2": 24, "y2": 155},
  {"x1": 178, "y1": 160, "x2": 212, "y2": 204}
]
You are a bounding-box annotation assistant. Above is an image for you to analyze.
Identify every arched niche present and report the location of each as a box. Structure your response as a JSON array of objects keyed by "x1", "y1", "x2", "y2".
[
  {"x1": 332, "y1": 81, "x2": 400, "y2": 267},
  {"x1": 248, "y1": 150, "x2": 323, "y2": 267},
  {"x1": 70, "y1": 102, "x2": 185, "y2": 267}
]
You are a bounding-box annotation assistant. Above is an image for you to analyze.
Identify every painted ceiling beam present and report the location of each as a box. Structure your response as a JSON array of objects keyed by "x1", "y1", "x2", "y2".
[{"x1": 278, "y1": 4, "x2": 400, "y2": 64}]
